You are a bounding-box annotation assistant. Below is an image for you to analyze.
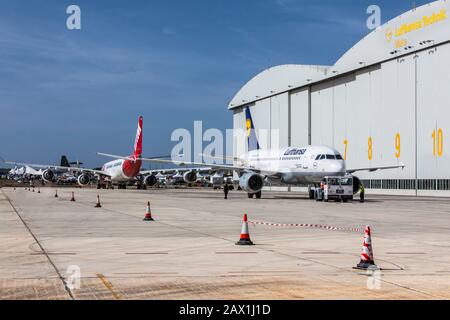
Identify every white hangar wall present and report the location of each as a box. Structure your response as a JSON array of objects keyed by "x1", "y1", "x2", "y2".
[
  {"x1": 310, "y1": 60, "x2": 417, "y2": 181},
  {"x1": 290, "y1": 88, "x2": 310, "y2": 147},
  {"x1": 417, "y1": 43, "x2": 450, "y2": 180},
  {"x1": 229, "y1": 1, "x2": 450, "y2": 195},
  {"x1": 309, "y1": 42, "x2": 450, "y2": 192}
]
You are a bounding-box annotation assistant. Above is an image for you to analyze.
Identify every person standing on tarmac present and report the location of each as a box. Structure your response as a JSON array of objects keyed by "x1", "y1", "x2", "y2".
[
  {"x1": 360, "y1": 184, "x2": 365, "y2": 203},
  {"x1": 224, "y1": 182, "x2": 229, "y2": 200},
  {"x1": 317, "y1": 181, "x2": 325, "y2": 201}
]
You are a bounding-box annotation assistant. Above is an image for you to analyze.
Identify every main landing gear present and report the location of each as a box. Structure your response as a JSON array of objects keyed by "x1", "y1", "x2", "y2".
[
  {"x1": 136, "y1": 182, "x2": 147, "y2": 190},
  {"x1": 247, "y1": 191, "x2": 262, "y2": 199}
]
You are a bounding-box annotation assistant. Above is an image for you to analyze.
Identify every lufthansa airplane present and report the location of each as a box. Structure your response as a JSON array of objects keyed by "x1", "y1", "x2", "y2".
[{"x1": 98, "y1": 108, "x2": 405, "y2": 198}]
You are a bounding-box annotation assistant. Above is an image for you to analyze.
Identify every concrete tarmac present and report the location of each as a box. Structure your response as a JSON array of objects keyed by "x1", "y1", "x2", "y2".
[{"x1": 1, "y1": 187, "x2": 449, "y2": 300}]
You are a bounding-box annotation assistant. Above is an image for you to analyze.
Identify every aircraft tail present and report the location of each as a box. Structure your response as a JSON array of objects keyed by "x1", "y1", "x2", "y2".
[
  {"x1": 60, "y1": 155, "x2": 70, "y2": 167},
  {"x1": 133, "y1": 116, "x2": 143, "y2": 157},
  {"x1": 245, "y1": 107, "x2": 260, "y2": 151}
]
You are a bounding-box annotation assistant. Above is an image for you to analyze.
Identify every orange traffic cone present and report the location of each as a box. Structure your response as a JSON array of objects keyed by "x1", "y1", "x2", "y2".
[
  {"x1": 37, "y1": 188, "x2": 41, "y2": 194},
  {"x1": 355, "y1": 226, "x2": 378, "y2": 269},
  {"x1": 95, "y1": 195, "x2": 102, "y2": 208},
  {"x1": 70, "y1": 192, "x2": 76, "y2": 202},
  {"x1": 236, "y1": 214, "x2": 254, "y2": 246},
  {"x1": 54, "y1": 189, "x2": 59, "y2": 198},
  {"x1": 32, "y1": 188, "x2": 35, "y2": 192},
  {"x1": 143, "y1": 201, "x2": 154, "y2": 221}
]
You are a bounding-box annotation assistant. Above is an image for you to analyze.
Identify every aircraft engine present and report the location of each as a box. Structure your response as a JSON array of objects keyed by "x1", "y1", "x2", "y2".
[
  {"x1": 144, "y1": 175, "x2": 157, "y2": 186},
  {"x1": 239, "y1": 172, "x2": 264, "y2": 194},
  {"x1": 183, "y1": 171, "x2": 197, "y2": 184},
  {"x1": 77, "y1": 174, "x2": 90, "y2": 186},
  {"x1": 353, "y1": 176, "x2": 362, "y2": 194},
  {"x1": 42, "y1": 169, "x2": 55, "y2": 182}
]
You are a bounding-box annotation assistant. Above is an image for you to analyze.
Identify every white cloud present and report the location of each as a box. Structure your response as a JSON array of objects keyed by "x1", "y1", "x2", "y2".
[{"x1": 162, "y1": 27, "x2": 177, "y2": 35}]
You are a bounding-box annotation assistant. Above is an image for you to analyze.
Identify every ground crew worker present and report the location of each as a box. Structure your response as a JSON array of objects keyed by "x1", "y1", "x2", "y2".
[
  {"x1": 360, "y1": 184, "x2": 365, "y2": 203},
  {"x1": 319, "y1": 181, "x2": 325, "y2": 201},
  {"x1": 224, "y1": 182, "x2": 229, "y2": 200}
]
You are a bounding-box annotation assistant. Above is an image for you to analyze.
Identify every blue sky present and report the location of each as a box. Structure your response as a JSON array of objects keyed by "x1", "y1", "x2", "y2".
[{"x1": 0, "y1": 0, "x2": 431, "y2": 168}]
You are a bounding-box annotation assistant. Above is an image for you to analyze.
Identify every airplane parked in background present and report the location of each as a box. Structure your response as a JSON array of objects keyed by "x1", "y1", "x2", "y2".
[
  {"x1": 5, "y1": 117, "x2": 145, "y2": 189},
  {"x1": 4, "y1": 116, "x2": 173, "y2": 189}
]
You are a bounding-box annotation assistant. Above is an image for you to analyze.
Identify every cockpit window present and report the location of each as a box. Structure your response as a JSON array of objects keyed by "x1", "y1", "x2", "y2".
[
  {"x1": 326, "y1": 154, "x2": 335, "y2": 160},
  {"x1": 335, "y1": 154, "x2": 343, "y2": 160},
  {"x1": 320, "y1": 154, "x2": 325, "y2": 160},
  {"x1": 315, "y1": 155, "x2": 321, "y2": 160}
]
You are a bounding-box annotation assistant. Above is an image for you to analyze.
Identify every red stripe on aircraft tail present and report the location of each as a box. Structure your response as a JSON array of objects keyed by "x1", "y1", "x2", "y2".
[{"x1": 134, "y1": 116, "x2": 143, "y2": 157}]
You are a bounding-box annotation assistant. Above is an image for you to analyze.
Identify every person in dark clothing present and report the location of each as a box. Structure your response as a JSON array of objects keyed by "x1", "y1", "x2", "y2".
[
  {"x1": 360, "y1": 184, "x2": 365, "y2": 203},
  {"x1": 224, "y1": 183, "x2": 229, "y2": 199}
]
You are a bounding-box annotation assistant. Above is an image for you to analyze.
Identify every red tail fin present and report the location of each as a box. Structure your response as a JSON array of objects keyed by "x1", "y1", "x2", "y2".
[{"x1": 133, "y1": 116, "x2": 143, "y2": 157}]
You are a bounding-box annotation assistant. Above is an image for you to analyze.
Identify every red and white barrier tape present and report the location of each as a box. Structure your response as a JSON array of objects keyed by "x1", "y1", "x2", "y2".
[{"x1": 248, "y1": 220, "x2": 362, "y2": 233}]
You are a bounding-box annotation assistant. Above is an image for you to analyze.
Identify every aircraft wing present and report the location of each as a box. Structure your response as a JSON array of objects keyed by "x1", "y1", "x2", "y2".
[
  {"x1": 97, "y1": 152, "x2": 279, "y2": 176},
  {"x1": 139, "y1": 169, "x2": 176, "y2": 175},
  {"x1": 347, "y1": 162, "x2": 405, "y2": 174},
  {"x1": 200, "y1": 154, "x2": 238, "y2": 163},
  {"x1": 137, "y1": 156, "x2": 279, "y2": 176},
  {"x1": 3, "y1": 161, "x2": 111, "y2": 177},
  {"x1": 97, "y1": 152, "x2": 278, "y2": 175}
]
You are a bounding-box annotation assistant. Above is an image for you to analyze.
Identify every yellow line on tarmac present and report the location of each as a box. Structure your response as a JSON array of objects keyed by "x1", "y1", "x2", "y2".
[{"x1": 96, "y1": 273, "x2": 122, "y2": 300}]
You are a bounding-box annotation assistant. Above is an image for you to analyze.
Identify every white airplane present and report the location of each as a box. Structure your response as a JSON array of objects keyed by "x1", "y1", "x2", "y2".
[
  {"x1": 4, "y1": 116, "x2": 166, "y2": 189},
  {"x1": 109, "y1": 107, "x2": 404, "y2": 199}
]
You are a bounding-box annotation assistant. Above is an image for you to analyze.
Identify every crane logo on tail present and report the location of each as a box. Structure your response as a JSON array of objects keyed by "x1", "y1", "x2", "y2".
[{"x1": 245, "y1": 107, "x2": 260, "y2": 152}]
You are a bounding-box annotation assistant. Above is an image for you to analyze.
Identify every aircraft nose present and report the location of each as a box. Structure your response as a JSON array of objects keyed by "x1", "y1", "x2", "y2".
[{"x1": 332, "y1": 161, "x2": 346, "y2": 173}]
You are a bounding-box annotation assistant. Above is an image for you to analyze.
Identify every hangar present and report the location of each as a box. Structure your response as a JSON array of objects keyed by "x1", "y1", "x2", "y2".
[{"x1": 229, "y1": 0, "x2": 450, "y2": 196}]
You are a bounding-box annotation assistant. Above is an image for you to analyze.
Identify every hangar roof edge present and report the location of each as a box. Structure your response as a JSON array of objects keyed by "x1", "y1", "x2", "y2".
[{"x1": 229, "y1": 0, "x2": 450, "y2": 109}]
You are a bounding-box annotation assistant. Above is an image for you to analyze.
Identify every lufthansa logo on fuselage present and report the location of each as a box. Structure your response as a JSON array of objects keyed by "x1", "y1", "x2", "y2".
[{"x1": 284, "y1": 148, "x2": 306, "y2": 156}]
